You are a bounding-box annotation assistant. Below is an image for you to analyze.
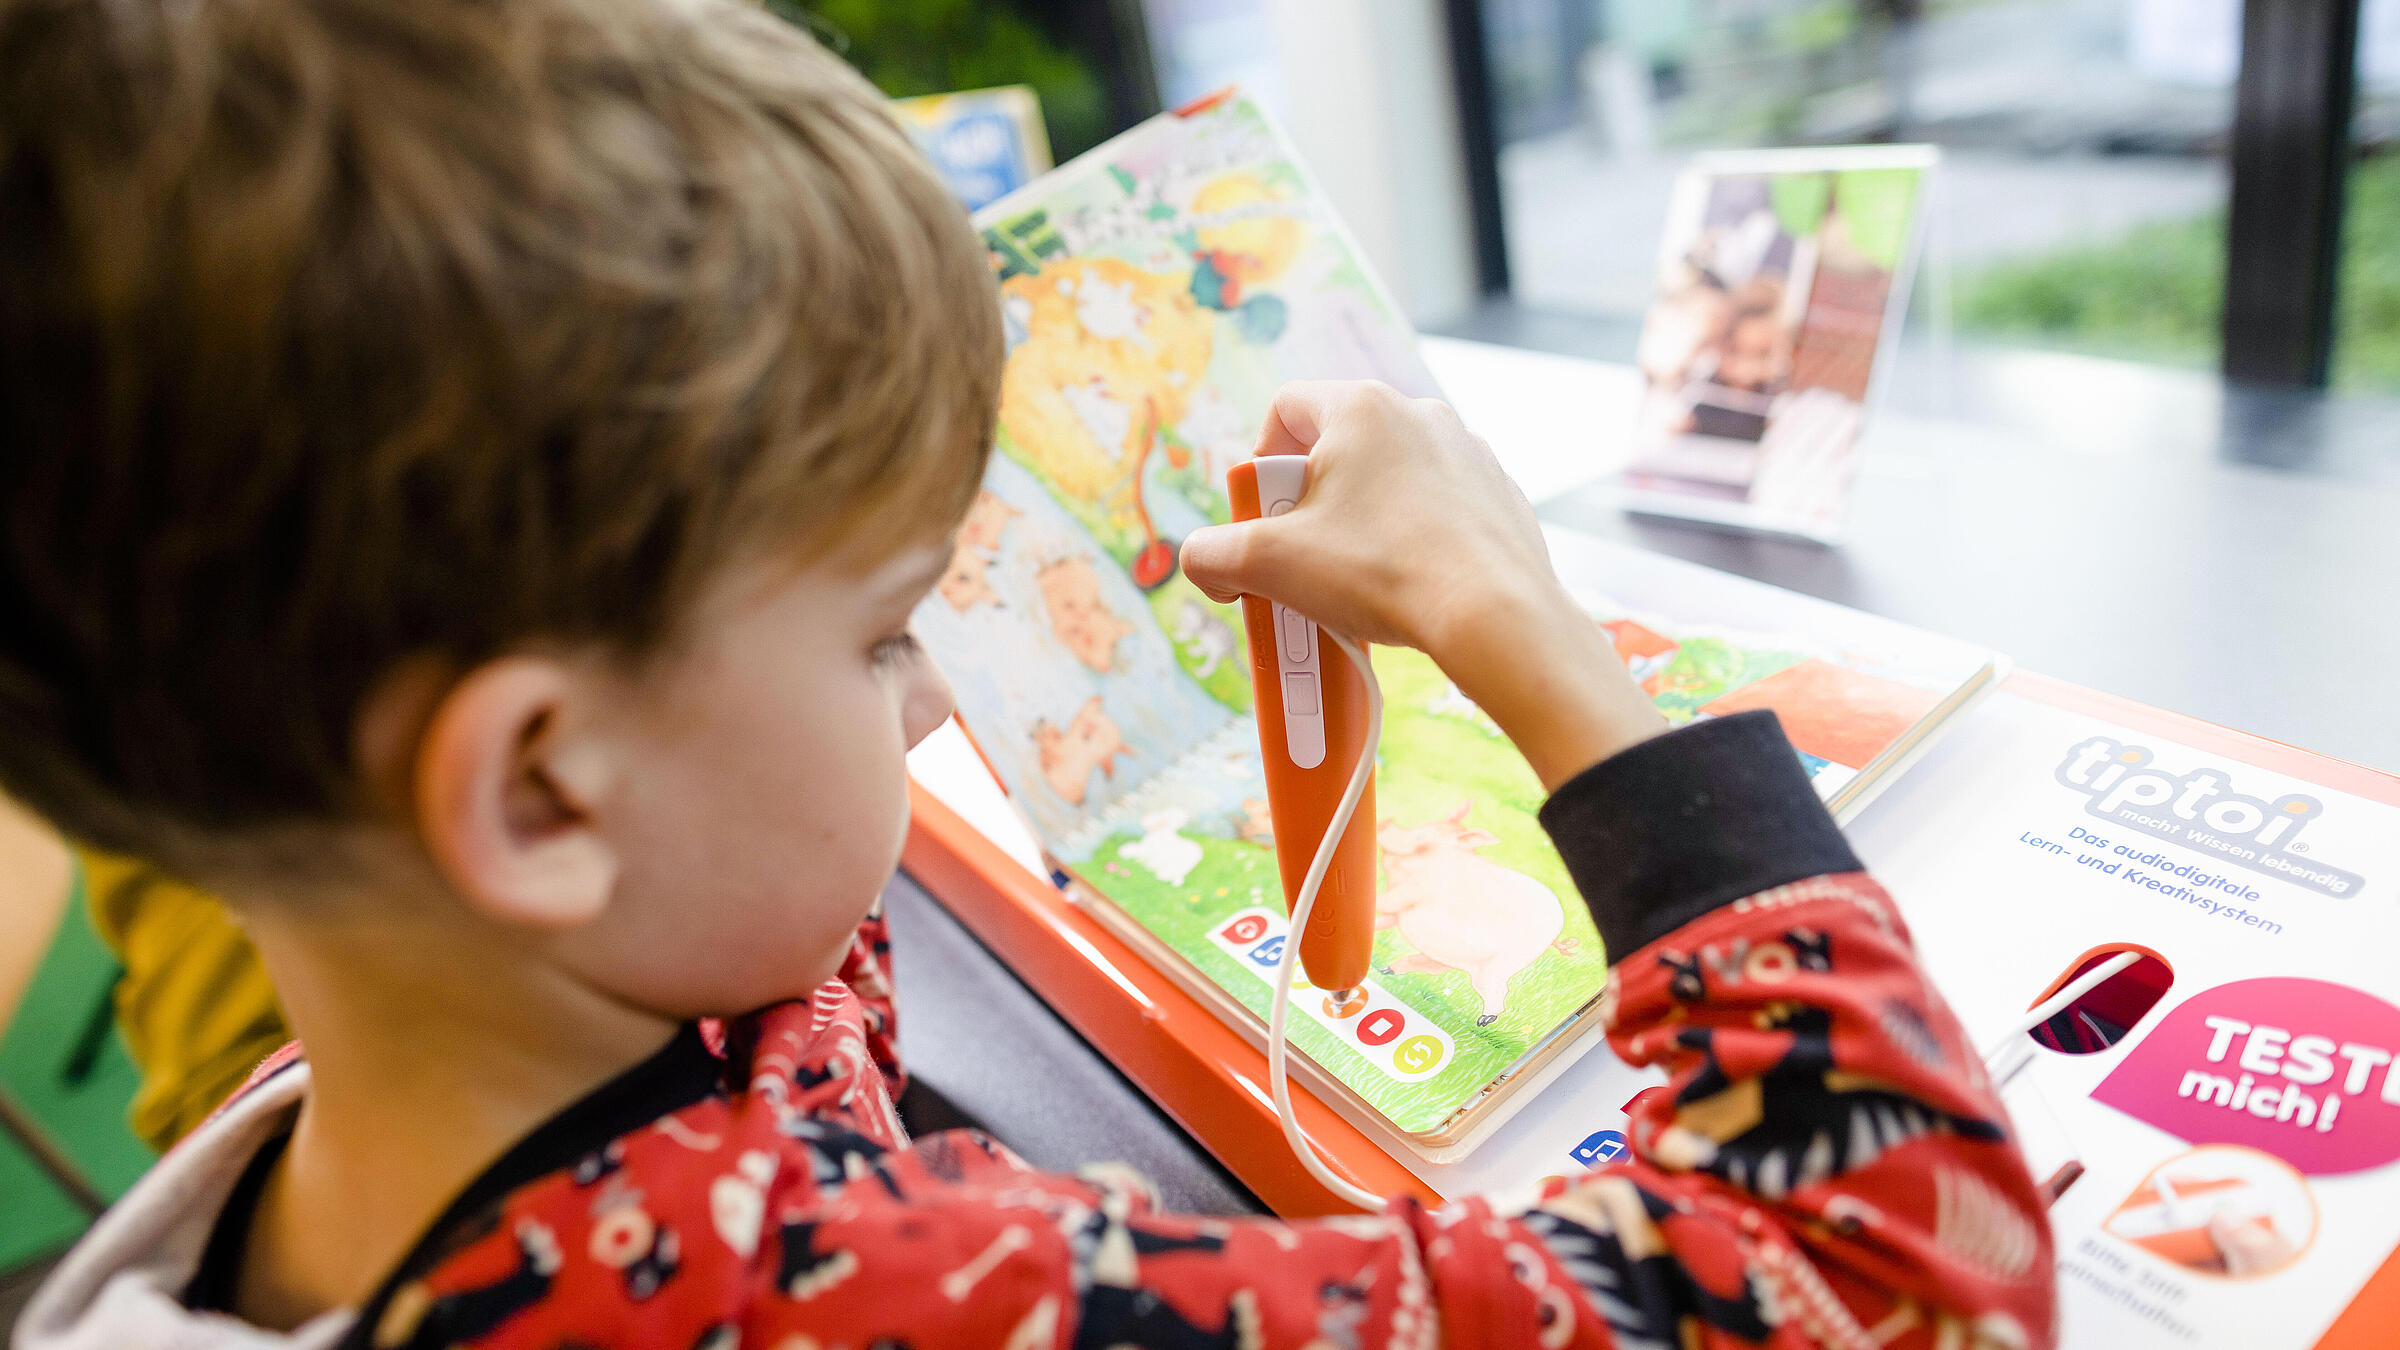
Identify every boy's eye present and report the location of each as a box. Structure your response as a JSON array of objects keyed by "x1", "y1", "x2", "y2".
[{"x1": 871, "y1": 631, "x2": 921, "y2": 667}]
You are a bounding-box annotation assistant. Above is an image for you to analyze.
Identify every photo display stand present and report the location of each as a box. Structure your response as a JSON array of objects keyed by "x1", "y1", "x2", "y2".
[{"x1": 1613, "y1": 144, "x2": 1941, "y2": 543}]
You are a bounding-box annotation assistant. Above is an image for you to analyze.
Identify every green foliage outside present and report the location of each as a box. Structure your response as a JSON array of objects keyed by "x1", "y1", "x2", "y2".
[
  {"x1": 1956, "y1": 154, "x2": 2400, "y2": 392},
  {"x1": 2338, "y1": 154, "x2": 2400, "y2": 389},
  {"x1": 1768, "y1": 168, "x2": 1921, "y2": 273},
  {"x1": 768, "y1": 0, "x2": 1110, "y2": 158}
]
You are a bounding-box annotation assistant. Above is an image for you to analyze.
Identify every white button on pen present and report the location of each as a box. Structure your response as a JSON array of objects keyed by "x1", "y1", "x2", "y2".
[
  {"x1": 1281, "y1": 609, "x2": 1312, "y2": 662},
  {"x1": 1284, "y1": 671, "x2": 1320, "y2": 715}
]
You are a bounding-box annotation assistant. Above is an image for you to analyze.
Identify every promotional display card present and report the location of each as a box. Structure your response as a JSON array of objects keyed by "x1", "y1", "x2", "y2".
[{"x1": 1847, "y1": 677, "x2": 2400, "y2": 1350}]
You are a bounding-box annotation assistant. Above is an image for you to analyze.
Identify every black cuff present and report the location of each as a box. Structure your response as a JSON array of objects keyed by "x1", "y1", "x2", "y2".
[{"x1": 1536, "y1": 710, "x2": 1861, "y2": 958}]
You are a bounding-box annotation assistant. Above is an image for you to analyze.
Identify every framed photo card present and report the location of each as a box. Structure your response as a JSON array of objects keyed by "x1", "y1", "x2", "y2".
[{"x1": 1619, "y1": 145, "x2": 1938, "y2": 542}]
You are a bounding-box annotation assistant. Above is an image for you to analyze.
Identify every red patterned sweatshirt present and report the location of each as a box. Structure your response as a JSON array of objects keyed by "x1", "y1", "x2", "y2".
[{"x1": 17, "y1": 711, "x2": 2056, "y2": 1350}]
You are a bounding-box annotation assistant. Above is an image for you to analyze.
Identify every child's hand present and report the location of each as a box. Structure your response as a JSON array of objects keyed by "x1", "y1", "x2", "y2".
[{"x1": 1181, "y1": 382, "x2": 1663, "y2": 790}]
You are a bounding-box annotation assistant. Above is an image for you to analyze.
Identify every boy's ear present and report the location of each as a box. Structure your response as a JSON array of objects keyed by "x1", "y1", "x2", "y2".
[{"x1": 410, "y1": 658, "x2": 621, "y2": 931}]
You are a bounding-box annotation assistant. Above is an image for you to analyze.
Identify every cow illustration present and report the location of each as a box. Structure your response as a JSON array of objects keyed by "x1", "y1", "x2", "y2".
[
  {"x1": 1171, "y1": 599, "x2": 1236, "y2": 678},
  {"x1": 1422, "y1": 682, "x2": 1501, "y2": 737},
  {"x1": 1123, "y1": 809, "x2": 1202, "y2": 887},
  {"x1": 1375, "y1": 804, "x2": 1573, "y2": 1026}
]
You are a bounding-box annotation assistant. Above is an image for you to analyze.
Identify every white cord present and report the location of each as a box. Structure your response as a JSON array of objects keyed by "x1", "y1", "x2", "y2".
[
  {"x1": 1267, "y1": 627, "x2": 1388, "y2": 1212},
  {"x1": 1982, "y1": 949, "x2": 2142, "y2": 1092}
]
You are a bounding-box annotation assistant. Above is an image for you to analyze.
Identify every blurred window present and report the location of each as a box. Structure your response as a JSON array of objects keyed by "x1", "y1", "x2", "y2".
[{"x1": 1475, "y1": 0, "x2": 2242, "y2": 371}]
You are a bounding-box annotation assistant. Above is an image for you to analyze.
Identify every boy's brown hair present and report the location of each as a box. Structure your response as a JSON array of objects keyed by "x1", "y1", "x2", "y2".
[{"x1": 0, "y1": 0, "x2": 1001, "y2": 877}]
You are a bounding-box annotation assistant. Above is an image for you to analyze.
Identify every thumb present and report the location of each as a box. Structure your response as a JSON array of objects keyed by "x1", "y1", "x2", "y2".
[{"x1": 1178, "y1": 519, "x2": 1278, "y2": 605}]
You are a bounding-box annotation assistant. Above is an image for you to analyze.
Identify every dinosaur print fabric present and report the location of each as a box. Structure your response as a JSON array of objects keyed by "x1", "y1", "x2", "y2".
[{"x1": 280, "y1": 869, "x2": 2055, "y2": 1350}]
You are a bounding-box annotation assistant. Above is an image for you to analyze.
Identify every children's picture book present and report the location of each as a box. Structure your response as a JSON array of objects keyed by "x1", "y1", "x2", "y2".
[
  {"x1": 891, "y1": 85, "x2": 1053, "y2": 213},
  {"x1": 1617, "y1": 145, "x2": 1937, "y2": 543},
  {"x1": 1542, "y1": 528, "x2": 2001, "y2": 822},
  {"x1": 916, "y1": 94, "x2": 1995, "y2": 1152}
]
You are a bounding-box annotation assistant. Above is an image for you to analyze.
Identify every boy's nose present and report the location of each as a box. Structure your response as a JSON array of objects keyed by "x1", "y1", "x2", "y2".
[{"x1": 905, "y1": 663, "x2": 955, "y2": 749}]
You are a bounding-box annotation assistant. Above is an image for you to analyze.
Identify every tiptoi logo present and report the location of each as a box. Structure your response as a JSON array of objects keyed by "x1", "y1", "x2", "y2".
[{"x1": 2056, "y1": 738, "x2": 2364, "y2": 898}]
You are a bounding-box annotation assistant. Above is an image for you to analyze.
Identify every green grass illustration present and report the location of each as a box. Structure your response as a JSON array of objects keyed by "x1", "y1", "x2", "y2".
[{"x1": 1080, "y1": 645, "x2": 1610, "y2": 1135}]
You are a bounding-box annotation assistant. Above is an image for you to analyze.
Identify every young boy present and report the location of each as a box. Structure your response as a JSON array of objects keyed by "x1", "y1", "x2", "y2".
[{"x1": 1, "y1": 1, "x2": 2054, "y2": 1346}]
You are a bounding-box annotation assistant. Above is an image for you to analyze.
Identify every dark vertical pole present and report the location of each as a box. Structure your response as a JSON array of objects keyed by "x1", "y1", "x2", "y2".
[
  {"x1": 1101, "y1": 0, "x2": 1163, "y2": 124},
  {"x1": 1559, "y1": 2, "x2": 1595, "y2": 136},
  {"x1": 1442, "y1": 0, "x2": 1512, "y2": 296},
  {"x1": 2224, "y1": 0, "x2": 2361, "y2": 387}
]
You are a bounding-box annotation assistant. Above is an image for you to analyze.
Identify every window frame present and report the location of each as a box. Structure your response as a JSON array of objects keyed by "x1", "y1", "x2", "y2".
[{"x1": 1442, "y1": 0, "x2": 2369, "y2": 390}]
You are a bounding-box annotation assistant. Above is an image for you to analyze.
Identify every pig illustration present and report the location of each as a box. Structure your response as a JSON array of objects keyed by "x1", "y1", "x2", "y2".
[
  {"x1": 937, "y1": 545, "x2": 1000, "y2": 612},
  {"x1": 1122, "y1": 809, "x2": 1202, "y2": 887},
  {"x1": 1236, "y1": 797, "x2": 1275, "y2": 849},
  {"x1": 1032, "y1": 696, "x2": 1130, "y2": 805},
  {"x1": 1037, "y1": 555, "x2": 1135, "y2": 673},
  {"x1": 1171, "y1": 599, "x2": 1236, "y2": 678},
  {"x1": 937, "y1": 491, "x2": 1020, "y2": 613},
  {"x1": 958, "y1": 491, "x2": 1022, "y2": 553},
  {"x1": 1376, "y1": 803, "x2": 1572, "y2": 1026}
]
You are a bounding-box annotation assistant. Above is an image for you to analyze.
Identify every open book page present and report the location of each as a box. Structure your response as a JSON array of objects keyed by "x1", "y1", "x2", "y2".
[
  {"x1": 915, "y1": 95, "x2": 1995, "y2": 1139},
  {"x1": 1584, "y1": 599, "x2": 1965, "y2": 805},
  {"x1": 918, "y1": 92, "x2": 1601, "y2": 1136},
  {"x1": 926, "y1": 90, "x2": 1437, "y2": 852},
  {"x1": 1547, "y1": 528, "x2": 1999, "y2": 814}
]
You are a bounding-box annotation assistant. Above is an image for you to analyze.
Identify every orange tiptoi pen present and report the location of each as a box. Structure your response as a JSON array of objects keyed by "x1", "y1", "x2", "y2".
[{"x1": 1226, "y1": 454, "x2": 1377, "y2": 996}]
